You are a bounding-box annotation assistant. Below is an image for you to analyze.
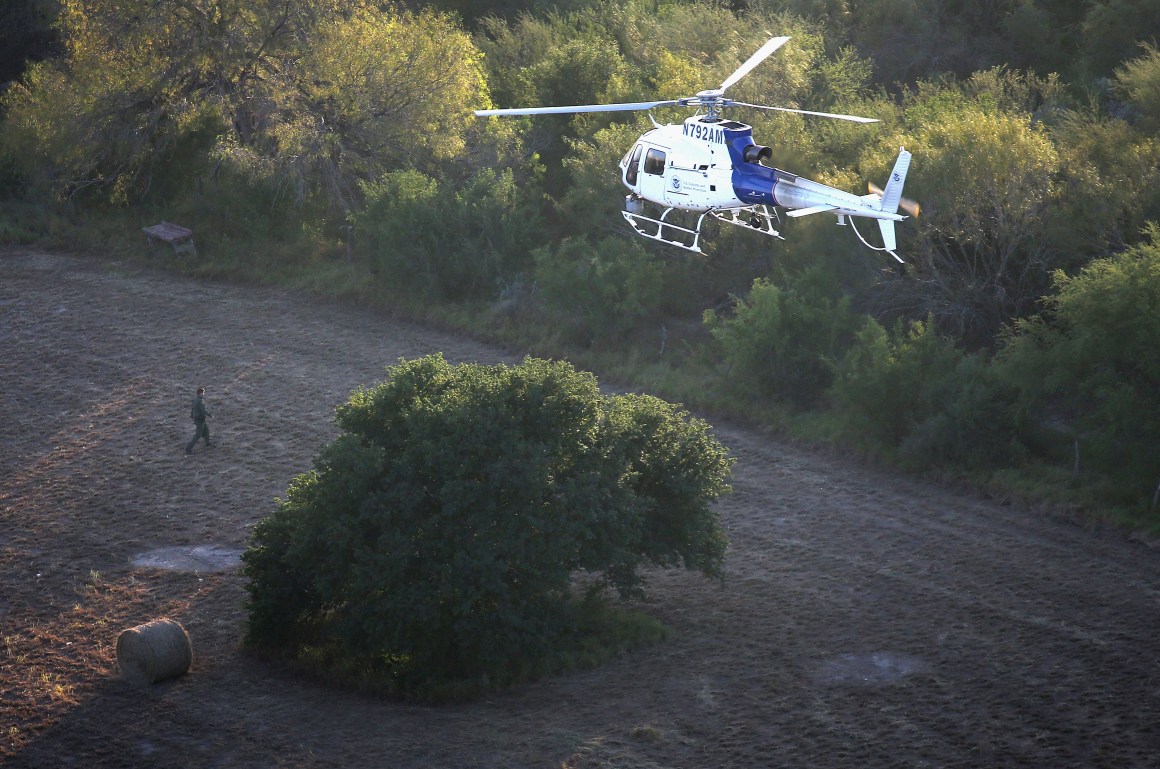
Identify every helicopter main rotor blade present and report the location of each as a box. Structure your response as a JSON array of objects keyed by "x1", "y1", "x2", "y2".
[
  {"x1": 731, "y1": 102, "x2": 879, "y2": 123},
  {"x1": 475, "y1": 100, "x2": 679, "y2": 117},
  {"x1": 718, "y1": 36, "x2": 791, "y2": 92}
]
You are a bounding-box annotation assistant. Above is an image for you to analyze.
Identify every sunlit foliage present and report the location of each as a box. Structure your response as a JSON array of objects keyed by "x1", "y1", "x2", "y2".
[
  {"x1": 1115, "y1": 43, "x2": 1160, "y2": 133},
  {"x1": 2, "y1": 0, "x2": 490, "y2": 207},
  {"x1": 859, "y1": 75, "x2": 1064, "y2": 347},
  {"x1": 1048, "y1": 110, "x2": 1160, "y2": 256}
]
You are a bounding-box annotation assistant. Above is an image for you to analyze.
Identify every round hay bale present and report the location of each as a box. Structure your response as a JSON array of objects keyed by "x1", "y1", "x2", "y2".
[{"x1": 116, "y1": 618, "x2": 192, "y2": 686}]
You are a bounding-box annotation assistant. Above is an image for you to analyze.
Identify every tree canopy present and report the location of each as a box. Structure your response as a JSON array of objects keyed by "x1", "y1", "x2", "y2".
[
  {"x1": 2, "y1": 0, "x2": 490, "y2": 206},
  {"x1": 1000, "y1": 225, "x2": 1160, "y2": 504},
  {"x1": 243, "y1": 355, "x2": 732, "y2": 696}
]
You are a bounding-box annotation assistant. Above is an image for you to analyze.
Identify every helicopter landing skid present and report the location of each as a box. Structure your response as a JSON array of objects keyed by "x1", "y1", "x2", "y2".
[
  {"x1": 622, "y1": 208, "x2": 707, "y2": 253},
  {"x1": 710, "y1": 205, "x2": 784, "y2": 240}
]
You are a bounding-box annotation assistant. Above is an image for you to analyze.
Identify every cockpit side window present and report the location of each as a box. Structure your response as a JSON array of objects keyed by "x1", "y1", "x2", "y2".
[
  {"x1": 625, "y1": 144, "x2": 643, "y2": 186},
  {"x1": 644, "y1": 148, "x2": 667, "y2": 176}
]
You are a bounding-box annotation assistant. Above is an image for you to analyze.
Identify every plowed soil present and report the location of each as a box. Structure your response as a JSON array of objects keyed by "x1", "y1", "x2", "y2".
[{"x1": 2, "y1": 249, "x2": 1159, "y2": 768}]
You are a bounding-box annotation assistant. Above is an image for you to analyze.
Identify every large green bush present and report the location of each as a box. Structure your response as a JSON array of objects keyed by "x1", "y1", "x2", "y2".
[
  {"x1": 243, "y1": 354, "x2": 731, "y2": 697},
  {"x1": 828, "y1": 315, "x2": 1022, "y2": 469},
  {"x1": 357, "y1": 168, "x2": 544, "y2": 300},
  {"x1": 1000, "y1": 224, "x2": 1160, "y2": 508},
  {"x1": 532, "y1": 235, "x2": 666, "y2": 345},
  {"x1": 704, "y1": 272, "x2": 863, "y2": 407},
  {"x1": 828, "y1": 316, "x2": 959, "y2": 449}
]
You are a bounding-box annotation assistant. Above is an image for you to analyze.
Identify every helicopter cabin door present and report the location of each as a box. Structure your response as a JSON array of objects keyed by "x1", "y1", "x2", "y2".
[
  {"x1": 623, "y1": 143, "x2": 643, "y2": 188},
  {"x1": 636, "y1": 144, "x2": 668, "y2": 206}
]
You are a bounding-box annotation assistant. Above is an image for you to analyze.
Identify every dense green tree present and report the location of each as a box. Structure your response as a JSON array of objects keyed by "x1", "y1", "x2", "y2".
[
  {"x1": 475, "y1": 3, "x2": 838, "y2": 175},
  {"x1": 841, "y1": 0, "x2": 1024, "y2": 83},
  {"x1": 1114, "y1": 43, "x2": 1160, "y2": 132},
  {"x1": 999, "y1": 224, "x2": 1160, "y2": 508},
  {"x1": 557, "y1": 120, "x2": 649, "y2": 238},
  {"x1": 704, "y1": 270, "x2": 863, "y2": 407},
  {"x1": 758, "y1": 0, "x2": 1127, "y2": 84},
  {"x1": 474, "y1": 13, "x2": 566, "y2": 112},
  {"x1": 998, "y1": 0, "x2": 1069, "y2": 75},
  {"x1": 1047, "y1": 109, "x2": 1160, "y2": 256},
  {"x1": 533, "y1": 235, "x2": 666, "y2": 345},
  {"x1": 829, "y1": 316, "x2": 1022, "y2": 468},
  {"x1": 243, "y1": 354, "x2": 731, "y2": 696},
  {"x1": 1081, "y1": 0, "x2": 1160, "y2": 77},
  {"x1": 2, "y1": 0, "x2": 491, "y2": 206},
  {"x1": 474, "y1": 9, "x2": 646, "y2": 195}
]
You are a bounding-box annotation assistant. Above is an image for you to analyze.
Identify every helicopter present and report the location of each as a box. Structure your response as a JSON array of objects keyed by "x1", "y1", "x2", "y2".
[{"x1": 476, "y1": 36, "x2": 918, "y2": 262}]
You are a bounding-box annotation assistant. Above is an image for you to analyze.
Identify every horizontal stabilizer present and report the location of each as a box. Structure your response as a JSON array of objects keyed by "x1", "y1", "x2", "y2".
[{"x1": 786, "y1": 204, "x2": 838, "y2": 218}]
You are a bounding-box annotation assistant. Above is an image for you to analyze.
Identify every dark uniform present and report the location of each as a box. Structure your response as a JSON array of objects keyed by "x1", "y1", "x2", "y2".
[{"x1": 185, "y1": 388, "x2": 213, "y2": 453}]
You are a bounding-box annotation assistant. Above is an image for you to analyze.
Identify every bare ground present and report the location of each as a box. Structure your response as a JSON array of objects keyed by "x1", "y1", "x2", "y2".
[{"x1": 2, "y1": 249, "x2": 1159, "y2": 768}]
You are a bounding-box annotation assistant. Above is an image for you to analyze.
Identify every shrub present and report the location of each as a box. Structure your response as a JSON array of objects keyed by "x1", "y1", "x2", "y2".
[
  {"x1": 999, "y1": 223, "x2": 1160, "y2": 507},
  {"x1": 242, "y1": 355, "x2": 731, "y2": 698},
  {"x1": 356, "y1": 167, "x2": 544, "y2": 300},
  {"x1": 829, "y1": 315, "x2": 1022, "y2": 468},
  {"x1": 882, "y1": 101, "x2": 1061, "y2": 347},
  {"x1": 704, "y1": 272, "x2": 863, "y2": 407},
  {"x1": 896, "y1": 352, "x2": 1025, "y2": 471},
  {"x1": 1115, "y1": 43, "x2": 1160, "y2": 132},
  {"x1": 532, "y1": 236, "x2": 666, "y2": 346}
]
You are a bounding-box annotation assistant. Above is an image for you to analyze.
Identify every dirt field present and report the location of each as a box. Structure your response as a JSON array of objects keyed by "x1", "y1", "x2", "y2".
[{"x1": 2, "y1": 248, "x2": 1159, "y2": 768}]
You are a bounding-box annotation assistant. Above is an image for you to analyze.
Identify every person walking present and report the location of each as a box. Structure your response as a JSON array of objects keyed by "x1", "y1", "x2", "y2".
[{"x1": 185, "y1": 386, "x2": 213, "y2": 454}]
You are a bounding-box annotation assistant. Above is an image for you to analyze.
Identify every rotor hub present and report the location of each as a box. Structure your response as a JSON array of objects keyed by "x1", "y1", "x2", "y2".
[{"x1": 690, "y1": 90, "x2": 729, "y2": 119}]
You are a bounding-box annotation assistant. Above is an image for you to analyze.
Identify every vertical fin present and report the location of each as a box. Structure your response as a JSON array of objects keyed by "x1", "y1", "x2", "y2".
[{"x1": 879, "y1": 148, "x2": 912, "y2": 214}]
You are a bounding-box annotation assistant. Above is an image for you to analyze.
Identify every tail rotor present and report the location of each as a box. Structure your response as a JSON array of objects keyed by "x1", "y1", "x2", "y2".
[{"x1": 869, "y1": 181, "x2": 921, "y2": 218}]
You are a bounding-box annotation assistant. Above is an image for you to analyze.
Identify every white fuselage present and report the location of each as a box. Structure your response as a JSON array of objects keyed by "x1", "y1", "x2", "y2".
[{"x1": 620, "y1": 116, "x2": 903, "y2": 223}]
